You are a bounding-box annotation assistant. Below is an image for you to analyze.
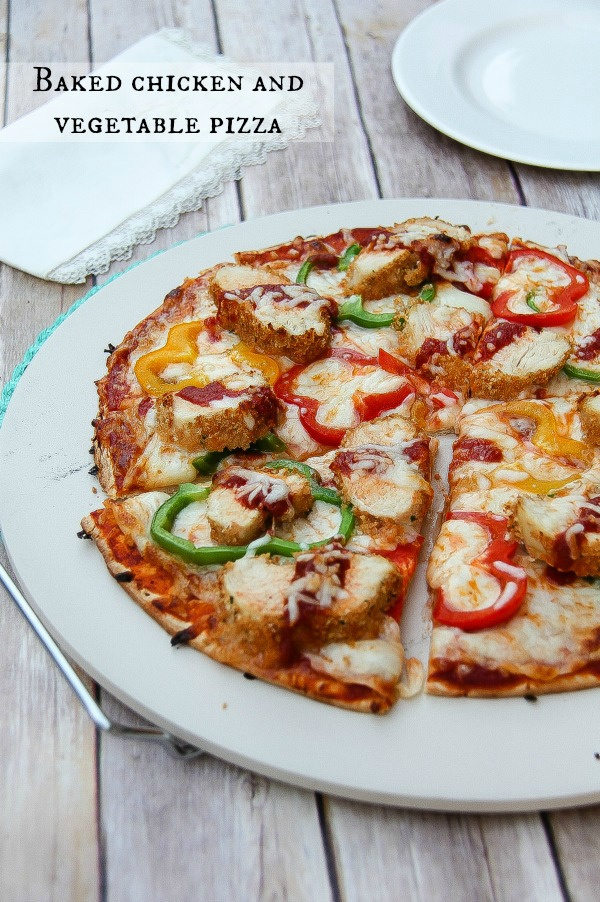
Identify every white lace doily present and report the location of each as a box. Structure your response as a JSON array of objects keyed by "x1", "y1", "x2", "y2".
[{"x1": 0, "y1": 29, "x2": 321, "y2": 284}]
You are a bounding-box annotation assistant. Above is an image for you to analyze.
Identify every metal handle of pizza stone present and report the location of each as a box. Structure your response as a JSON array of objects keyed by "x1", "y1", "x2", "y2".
[{"x1": 0, "y1": 560, "x2": 203, "y2": 760}]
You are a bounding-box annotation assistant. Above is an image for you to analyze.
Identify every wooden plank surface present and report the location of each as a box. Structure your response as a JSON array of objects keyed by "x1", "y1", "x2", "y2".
[
  {"x1": 327, "y1": 801, "x2": 564, "y2": 902},
  {"x1": 0, "y1": 2, "x2": 99, "y2": 902},
  {"x1": 3, "y1": 0, "x2": 600, "y2": 899},
  {"x1": 214, "y1": 0, "x2": 379, "y2": 214},
  {"x1": 334, "y1": 0, "x2": 519, "y2": 203},
  {"x1": 515, "y1": 168, "x2": 600, "y2": 221},
  {"x1": 100, "y1": 694, "x2": 332, "y2": 902}
]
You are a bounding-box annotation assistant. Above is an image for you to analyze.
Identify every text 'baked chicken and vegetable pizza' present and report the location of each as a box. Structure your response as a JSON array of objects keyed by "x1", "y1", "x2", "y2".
[{"x1": 82, "y1": 216, "x2": 600, "y2": 713}]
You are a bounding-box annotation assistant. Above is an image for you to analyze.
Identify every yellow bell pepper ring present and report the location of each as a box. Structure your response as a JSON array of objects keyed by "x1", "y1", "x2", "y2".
[
  {"x1": 507, "y1": 473, "x2": 578, "y2": 495},
  {"x1": 229, "y1": 342, "x2": 280, "y2": 385},
  {"x1": 491, "y1": 400, "x2": 594, "y2": 469},
  {"x1": 134, "y1": 321, "x2": 208, "y2": 396}
]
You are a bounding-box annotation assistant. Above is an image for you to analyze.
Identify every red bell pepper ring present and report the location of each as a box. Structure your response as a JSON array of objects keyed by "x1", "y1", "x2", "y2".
[
  {"x1": 378, "y1": 349, "x2": 459, "y2": 410},
  {"x1": 491, "y1": 247, "x2": 588, "y2": 327},
  {"x1": 461, "y1": 244, "x2": 508, "y2": 300},
  {"x1": 433, "y1": 511, "x2": 528, "y2": 632},
  {"x1": 381, "y1": 538, "x2": 423, "y2": 621},
  {"x1": 274, "y1": 347, "x2": 413, "y2": 447}
]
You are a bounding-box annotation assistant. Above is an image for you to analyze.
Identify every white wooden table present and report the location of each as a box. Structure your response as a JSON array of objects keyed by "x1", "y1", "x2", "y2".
[{"x1": 2, "y1": 1, "x2": 600, "y2": 899}]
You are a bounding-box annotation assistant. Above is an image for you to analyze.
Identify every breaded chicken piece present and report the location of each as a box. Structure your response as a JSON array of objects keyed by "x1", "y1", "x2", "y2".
[
  {"x1": 219, "y1": 548, "x2": 401, "y2": 667},
  {"x1": 219, "y1": 556, "x2": 296, "y2": 668},
  {"x1": 343, "y1": 246, "x2": 427, "y2": 301},
  {"x1": 580, "y1": 394, "x2": 600, "y2": 446},
  {"x1": 207, "y1": 465, "x2": 313, "y2": 545},
  {"x1": 330, "y1": 442, "x2": 433, "y2": 545},
  {"x1": 344, "y1": 217, "x2": 479, "y2": 302},
  {"x1": 515, "y1": 492, "x2": 600, "y2": 577},
  {"x1": 288, "y1": 547, "x2": 402, "y2": 648},
  {"x1": 396, "y1": 301, "x2": 486, "y2": 393},
  {"x1": 211, "y1": 264, "x2": 333, "y2": 363},
  {"x1": 470, "y1": 320, "x2": 570, "y2": 400},
  {"x1": 154, "y1": 382, "x2": 278, "y2": 452},
  {"x1": 341, "y1": 411, "x2": 419, "y2": 448}
]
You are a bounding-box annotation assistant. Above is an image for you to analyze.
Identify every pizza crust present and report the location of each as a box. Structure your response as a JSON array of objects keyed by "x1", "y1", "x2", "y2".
[{"x1": 83, "y1": 504, "x2": 408, "y2": 714}]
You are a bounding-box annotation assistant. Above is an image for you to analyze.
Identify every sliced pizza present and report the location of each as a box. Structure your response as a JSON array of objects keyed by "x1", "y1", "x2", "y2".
[
  {"x1": 83, "y1": 410, "x2": 433, "y2": 712},
  {"x1": 86, "y1": 214, "x2": 600, "y2": 712},
  {"x1": 427, "y1": 396, "x2": 600, "y2": 696}
]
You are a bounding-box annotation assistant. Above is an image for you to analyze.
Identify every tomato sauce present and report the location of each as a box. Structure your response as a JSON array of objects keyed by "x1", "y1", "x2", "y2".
[{"x1": 476, "y1": 321, "x2": 527, "y2": 362}]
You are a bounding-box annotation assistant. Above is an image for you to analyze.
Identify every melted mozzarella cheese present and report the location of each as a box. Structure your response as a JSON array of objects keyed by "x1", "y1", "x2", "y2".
[
  {"x1": 171, "y1": 499, "x2": 214, "y2": 546},
  {"x1": 153, "y1": 349, "x2": 263, "y2": 392},
  {"x1": 427, "y1": 519, "x2": 502, "y2": 612},
  {"x1": 134, "y1": 435, "x2": 198, "y2": 489},
  {"x1": 276, "y1": 499, "x2": 341, "y2": 545},
  {"x1": 401, "y1": 304, "x2": 477, "y2": 356},
  {"x1": 362, "y1": 295, "x2": 400, "y2": 314},
  {"x1": 451, "y1": 486, "x2": 527, "y2": 519},
  {"x1": 111, "y1": 491, "x2": 169, "y2": 554},
  {"x1": 493, "y1": 249, "x2": 574, "y2": 316},
  {"x1": 332, "y1": 320, "x2": 400, "y2": 356},
  {"x1": 391, "y1": 217, "x2": 470, "y2": 246},
  {"x1": 477, "y1": 234, "x2": 507, "y2": 259},
  {"x1": 303, "y1": 449, "x2": 337, "y2": 483},
  {"x1": 302, "y1": 268, "x2": 346, "y2": 299},
  {"x1": 241, "y1": 285, "x2": 329, "y2": 336},
  {"x1": 275, "y1": 404, "x2": 322, "y2": 459},
  {"x1": 294, "y1": 357, "x2": 408, "y2": 430},
  {"x1": 307, "y1": 620, "x2": 404, "y2": 689},
  {"x1": 434, "y1": 281, "x2": 491, "y2": 319}
]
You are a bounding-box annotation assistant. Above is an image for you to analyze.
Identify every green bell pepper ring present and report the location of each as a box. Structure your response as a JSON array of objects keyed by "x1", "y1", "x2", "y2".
[
  {"x1": 296, "y1": 260, "x2": 314, "y2": 285},
  {"x1": 419, "y1": 283, "x2": 436, "y2": 302},
  {"x1": 563, "y1": 362, "x2": 600, "y2": 383},
  {"x1": 335, "y1": 294, "x2": 395, "y2": 329},
  {"x1": 253, "y1": 431, "x2": 288, "y2": 452},
  {"x1": 263, "y1": 458, "x2": 339, "y2": 505},
  {"x1": 337, "y1": 243, "x2": 361, "y2": 272},
  {"x1": 149, "y1": 483, "x2": 234, "y2": 565},
  {"x1": 150, "y1": 471, "x2": 355, "y2": 566},
  {"x1": 192, "y1": 451, "x2": 228, "y2": 475},
  {"x1": 192, "y1": 432, "x2": 287, "y2": 475}
]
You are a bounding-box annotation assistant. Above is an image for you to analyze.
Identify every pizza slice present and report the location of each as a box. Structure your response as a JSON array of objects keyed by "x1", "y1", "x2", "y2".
[
  {"x1": 426, "y1": 396, "x2": 600, "y2": 696},
  {"x1": 93, "y1": 270, "x2": 285, "y2": 496},
  {"x1": 83, "y1": 413, "x2": 432, "y2": 712}
]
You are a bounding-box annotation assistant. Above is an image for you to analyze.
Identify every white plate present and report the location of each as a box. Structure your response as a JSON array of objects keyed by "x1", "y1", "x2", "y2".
[
  {"x1": 392, "y1": 0, "x2": 600, "y2": 170},
  {"x1": 3, "y1": 198, "x2": 600, "y2": 812}
]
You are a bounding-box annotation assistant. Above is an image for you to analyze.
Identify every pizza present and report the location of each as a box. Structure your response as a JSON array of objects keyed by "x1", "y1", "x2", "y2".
[{"x1": 81, "y1": 215, "x2": 600, "y2": 713}]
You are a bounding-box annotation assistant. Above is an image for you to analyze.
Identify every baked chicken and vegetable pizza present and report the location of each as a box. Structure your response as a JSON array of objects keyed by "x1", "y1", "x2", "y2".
[{"x1": 82, "y1": 215, "x2": 600, "y2": 713}]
